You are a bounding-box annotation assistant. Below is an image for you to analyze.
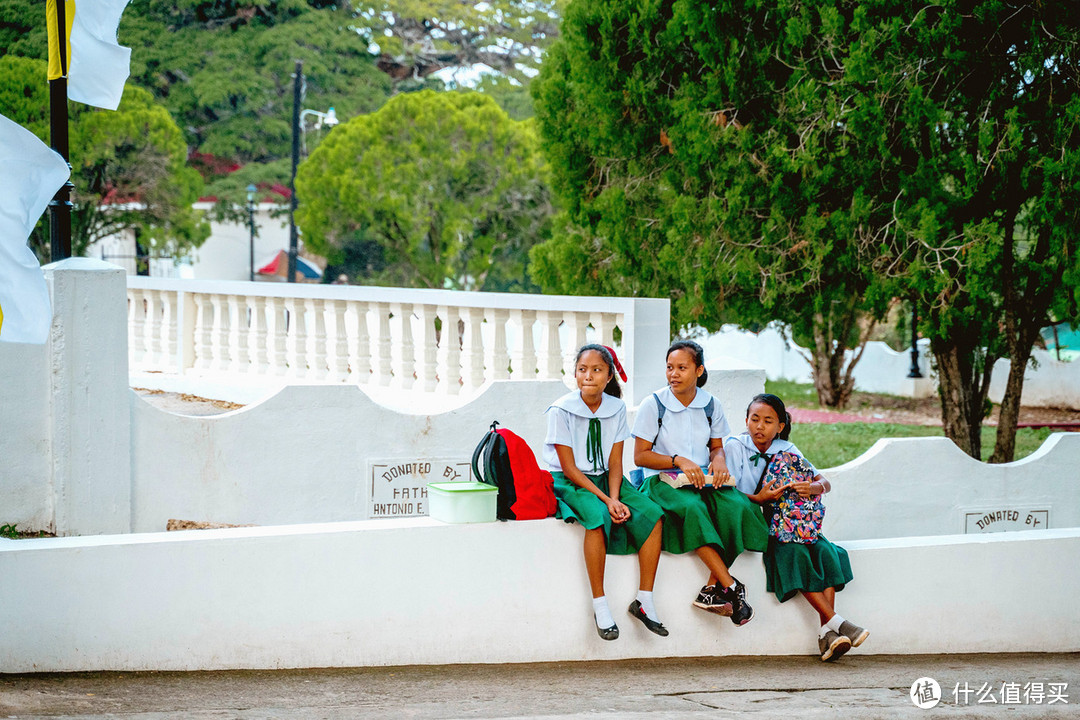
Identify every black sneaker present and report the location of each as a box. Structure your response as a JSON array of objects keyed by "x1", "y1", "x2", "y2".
[
  {"x1": 719, "y1": 578, "x2": 754, "y2": 626},
  {"x1": 692, "y1": 584, "x2": 733, "y2": 616}
]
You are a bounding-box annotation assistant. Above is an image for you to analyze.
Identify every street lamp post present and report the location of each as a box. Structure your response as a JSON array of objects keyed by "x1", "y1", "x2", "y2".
[
  {"x1": 287, "y1": 59, "x2": 339, "y2": 284},
  {"x1": 907, "y1": 303, "x2": 923, "y2": 379},
  {"x1": 288, "y1": 60, "x2": 303, "y2": 284},
  {"x1": 246, "y1": 184, "x2": 257, "y2": 282}
]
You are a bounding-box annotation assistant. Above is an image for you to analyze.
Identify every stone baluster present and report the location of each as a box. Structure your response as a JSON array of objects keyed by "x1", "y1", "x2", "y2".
[
  {"x1": 309, "y1": 298, "x2": 329, "y2": 381},
  {"x1": 391, "y1": 302, "x2": 416, "y2": 389},
  {"x1": 142, "y1": 291, "x2": 158, "y2": 368},
  {"x1": 229, "y1": 295, "x2": 249, "y2": 373},
  {"x1": 418, "y1": 304, "x2": 439, "y2": 392},
  {"x1": 462, "y1": 307, "x2": 486, "y2": 390},
  {"x1": 562, "y1": 311, "x2": 589, "y2": 389},
  {"x1": 209, "y1": 294, "x2": 231, "y2": 372},
  {"x1": 284, "y1": 297, "x2": 307, "y2": 378},
  {"x1": 485, "y1": 308, "x2": 511, "y2": 381},
  {"x1": 246, "y1": 296, "x2": 268, "y2": 374},
  {"x1": 375, "y1": 302, "x2": 393, "y2": 386},
  {"x1": 536, "y1": 310, "x2": 563, "y2": 381},
  {"x1": 510, "y1": 309, "x2": 537, "y2": 380},
  {"x1": 349, "y1": 301, "x2": 373, "y2": 385},
  {"x1": 591, "y1": 312, "x2": 617, "y2": 349},
  {"x1": 160, "y1": 291, "x2": 177, "y2": 372},
  {"x1": 268, "y1": 297, "x2": 288, "y2": 376},
  {"x1": 328, "y1": 300, "x2": 350, "y2": 382},
  {"x1": 128, "y1": 289, "x2": 145, "y2": 370},
  {"x1": 437, "y1": 305, "x2": 462, "y2": 394},
  {"x1": 193, "y1": 293, "x2": 213, "y2": 371}
]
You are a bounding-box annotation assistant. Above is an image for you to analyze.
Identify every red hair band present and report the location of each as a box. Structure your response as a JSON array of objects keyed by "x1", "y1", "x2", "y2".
[{"x1": 603, "y1": 345, "x2": 628, "y2": 382}]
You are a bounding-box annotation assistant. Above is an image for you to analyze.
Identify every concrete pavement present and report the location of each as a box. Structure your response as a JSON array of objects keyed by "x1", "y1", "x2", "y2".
[{"x1": 1, "y1": 653, "x2": 1077, "y2": 719}]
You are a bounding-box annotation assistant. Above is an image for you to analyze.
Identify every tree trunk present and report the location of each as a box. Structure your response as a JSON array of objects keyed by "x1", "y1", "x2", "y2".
[
  {"x1": 932, "y1": 337, "x2": 994, "y2": 459},
  {"x1": 989, "y1": 352, "x2": 1027, "y2": 463},
  {"x1": 805, "y1": 303, "x2": 877, "y2": 410}
]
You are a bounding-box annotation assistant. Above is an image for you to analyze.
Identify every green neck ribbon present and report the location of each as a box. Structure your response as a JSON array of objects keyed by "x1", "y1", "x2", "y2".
[{"x1": 585, "y1": 417, "x2": 603, "y2": 473}]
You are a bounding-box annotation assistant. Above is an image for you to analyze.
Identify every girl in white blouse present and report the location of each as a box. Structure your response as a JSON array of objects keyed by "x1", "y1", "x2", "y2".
[
  {"x1": 632, "y1": 340, "x2": 769, "y2": 627},
  {"x1": 544, "y1": 345, "x2": 667, "y2": 641}
]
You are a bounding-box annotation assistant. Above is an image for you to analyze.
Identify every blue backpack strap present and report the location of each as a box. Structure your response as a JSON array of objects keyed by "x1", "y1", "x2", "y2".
[
  {"x1": 704, "y1": 397, "x2": 714, "y2": 427},
  {"x1": 653, "y1": 393, "x2": 666, "y2": 429}
]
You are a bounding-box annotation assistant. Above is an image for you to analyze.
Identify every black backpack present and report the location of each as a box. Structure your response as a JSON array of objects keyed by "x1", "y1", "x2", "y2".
[{"x1": 471, "y1": 421, "x2": 557, "y2": 521}]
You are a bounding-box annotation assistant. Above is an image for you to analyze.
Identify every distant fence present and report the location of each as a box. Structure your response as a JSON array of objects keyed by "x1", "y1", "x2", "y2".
[{"x1": 127, "y1": 277, "x2": 669, "y2": 406}]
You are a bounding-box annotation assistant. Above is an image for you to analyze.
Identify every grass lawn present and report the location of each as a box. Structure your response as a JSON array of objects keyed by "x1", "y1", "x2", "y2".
[
  {"x1": 788, "y1": 422, "x2": 1054, "y2": 469},
  {"x1": 762, "y1": 379, "x2": 1057, "y2": 468}
]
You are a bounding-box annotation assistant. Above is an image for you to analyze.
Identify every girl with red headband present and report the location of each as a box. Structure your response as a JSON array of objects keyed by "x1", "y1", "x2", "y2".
[{"x1": 543, "y1": 344, "x2": 667, "y2": 641}]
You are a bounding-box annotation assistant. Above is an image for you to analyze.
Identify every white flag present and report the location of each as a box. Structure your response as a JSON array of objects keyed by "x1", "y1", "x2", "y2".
[
  {"x1": 0, "y1": 114, "x2": 70, "y2": 344},
  {"x1": 68, "y1": 0, "x2": 133, "y2": 111}
]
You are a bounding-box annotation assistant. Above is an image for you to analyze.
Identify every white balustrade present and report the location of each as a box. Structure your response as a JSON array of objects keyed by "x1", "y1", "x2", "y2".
[{"x1": 125, "y1": 278, "x2": 671, "y2": 404}]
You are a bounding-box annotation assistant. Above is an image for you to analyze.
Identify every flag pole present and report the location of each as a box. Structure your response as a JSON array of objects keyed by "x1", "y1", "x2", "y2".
[
  {"x1": 48, "y1": 0, "x2": 74, "y2": 262},
  {"x1": 287, "y1": 59, "x2": 302, "y2": 284}
]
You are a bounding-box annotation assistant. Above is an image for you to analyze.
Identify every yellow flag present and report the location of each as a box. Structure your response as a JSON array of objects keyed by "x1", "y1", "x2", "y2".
[{"x1": 47, "y1": 0, "x2": 76, "y2": 80}]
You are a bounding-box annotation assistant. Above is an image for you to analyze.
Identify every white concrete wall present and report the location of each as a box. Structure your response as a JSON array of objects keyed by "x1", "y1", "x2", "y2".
[
  {"x1": 130, "y1": 380, "x2": 565, "y2": 531},
  {"x1": 184, "y1": 202, "x2": 294, "y2": 281},
  {"x1": 85, "y1": 204, "x2": 295, "y2": 281},
  {"x1": 129, "y1": 364, "x2": 767, "y2": 532},
  {"x1": 0, "y1": 341, "x2": 50, "y2": 531},
  {"x1": 0, "y1": 259, "x2": 132, "y2": 535},
  {"x1": 988, "y1": 349, "x2": 1080, "y2": 409},
  {"x1": 826, "y1": 433, "x2": 1080, "y2": 541},
  {"x1": 1, "y1": 522, "x2": 1076, "y2": 672}
]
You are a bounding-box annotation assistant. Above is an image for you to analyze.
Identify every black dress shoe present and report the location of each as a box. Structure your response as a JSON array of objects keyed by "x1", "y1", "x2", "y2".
[
  {"x1": 595, "y1": 618, "x2": 619, "y2": 641},
  {"x1": 628, "y1": 600, "x2": 669, "y2": 637}
]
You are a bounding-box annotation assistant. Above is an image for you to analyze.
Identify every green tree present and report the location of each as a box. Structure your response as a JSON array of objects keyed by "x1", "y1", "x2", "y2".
[
  {"x1": 532, "y1": 0, "x2": 1080, "y2": 459},
  {"x1": 0, "y1": 55, "x2": 209, "y2": 262},
  {"x1": 117, "y1": 0, "x2": 394, "y2": 164},
  {"x1": 530, "y1": 0, "x2": 895, "y2": 408},
  {"x1": 838, "y1": 1, "x2": 1080, "y2": 460},
  {"x1": 360, "y1": 0, "x2": 563, "y2": 85},
  {"x1": 296, "y1": 89, "x2": 554, "y2": 290}
]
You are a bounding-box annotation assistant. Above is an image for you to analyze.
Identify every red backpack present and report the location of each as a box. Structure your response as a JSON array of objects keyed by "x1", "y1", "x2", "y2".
[{"x1": 471, "y1": 422, "x2": 557, "y2": 520}]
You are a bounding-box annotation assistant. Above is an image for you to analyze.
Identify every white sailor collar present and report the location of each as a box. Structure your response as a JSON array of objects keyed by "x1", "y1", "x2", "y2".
[
  {"x1": 731, "y1": 432, "x2": 794, "y2": 456},
  {"x1": 547, "y1": 390, "x2": 623, "y2": 419},
  {"x1": 655, "y1": 386, "x2": 713, "y2": 412}
]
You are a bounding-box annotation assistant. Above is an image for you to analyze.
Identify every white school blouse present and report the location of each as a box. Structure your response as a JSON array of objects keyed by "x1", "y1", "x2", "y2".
[
  {"x1": 630, "y1": 387, "x2": 731, "y2": 479},
  {"x1": 723, "y1": 433, "x2": 820, "y2": 496},
  {"x1": 543, "y1": 391, "x2": 631, "y2": 475}
]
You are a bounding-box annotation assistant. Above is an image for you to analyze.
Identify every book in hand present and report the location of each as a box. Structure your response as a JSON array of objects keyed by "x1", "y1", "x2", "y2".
[{"x1": 657, "y1": 471, "x2": 737, "y2": 489}]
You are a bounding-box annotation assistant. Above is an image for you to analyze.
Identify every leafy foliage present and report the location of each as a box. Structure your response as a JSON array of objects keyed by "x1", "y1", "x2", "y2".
[
  {"x1": 296, "y1": 90, "x2": 555, "y2": 290},
  {"x1": 117, "y1": 0, "x2": 395, "y2": 164},
  {"x1": 0, "y1": 55, "x2": 209, "y2": 262},
  {"x1": 530, "y1": 0, "x2": 896, "y2": 407},
  {"x1": 360, "y1": 0, "x2": 563, "y2": 84}
]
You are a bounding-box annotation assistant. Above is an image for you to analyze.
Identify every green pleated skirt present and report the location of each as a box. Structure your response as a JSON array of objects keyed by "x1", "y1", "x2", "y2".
[
  {"x1": 552, "y1": 472, "x2": 664, "y2": 556},
  {"x1": 641, "y1": 475, "x2": 768, "y2": 564},
  {"x1": 764, "y1": 535, "x2": 854, "y2": 603}
]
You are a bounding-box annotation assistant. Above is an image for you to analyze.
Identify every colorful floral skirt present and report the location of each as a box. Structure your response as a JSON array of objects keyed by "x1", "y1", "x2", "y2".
[
  {"x1": 552, "y1": 472, "x2": 663, "y2": 556},
  {"x1": 764, "y1": 535, "x2": 854, "y2": 603},
  {"x1": 642, "y1": 476, "x2": 768, "y2": 563}
]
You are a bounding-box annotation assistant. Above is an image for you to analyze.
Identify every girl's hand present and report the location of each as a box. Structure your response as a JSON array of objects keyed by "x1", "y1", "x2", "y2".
[
  {"x1": 674, "y1": 455, "x2": 706, "y2": 488},
  {"x1": 790, "y1": 481, "x2": 817, "y2": 499},
  {"x1": 709, "y1": 457, "x2": 732, "y2": 487},
  {"x1": 757, "y1": 480, "x2": 785, "y2": 503},
  {"x1": 607, "y1": 499, "x2": 631, "y2": 524}
]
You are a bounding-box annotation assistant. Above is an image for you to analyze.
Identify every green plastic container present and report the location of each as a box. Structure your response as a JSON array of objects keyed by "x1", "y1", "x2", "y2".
[{"x1": 427, "y1": 481, "x2": 498, "y2": 523}]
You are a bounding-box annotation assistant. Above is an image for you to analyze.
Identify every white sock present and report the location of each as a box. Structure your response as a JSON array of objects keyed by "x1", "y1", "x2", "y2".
[
  {"x1": 636, "y1": 590, "x2": 659, "y2": 623},
  {"x1": 819, "y1": 624, "x2": 830, "y2": 639},
  {"x1": 593, "y1": 596, "x2": 614, "y2": 628},
  {"x1": 826, "y1": 614, "x2": 845, "y2": 634}
]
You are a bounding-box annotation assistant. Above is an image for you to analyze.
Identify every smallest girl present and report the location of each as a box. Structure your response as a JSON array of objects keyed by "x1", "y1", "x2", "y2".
[
  {"x1": 544, "y1": 344, "x2": 667, "y2": 641},
  {"x1": 725, "y1": 394, "x2": 869, "y2": 662}
]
